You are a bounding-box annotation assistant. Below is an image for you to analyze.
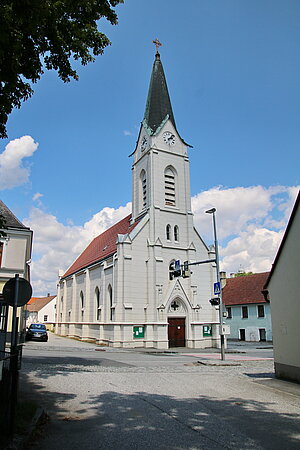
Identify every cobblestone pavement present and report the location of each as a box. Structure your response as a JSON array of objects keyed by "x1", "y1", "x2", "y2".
[{"x1": 21, "y1": 334, "x2": 300, "y2": 449}]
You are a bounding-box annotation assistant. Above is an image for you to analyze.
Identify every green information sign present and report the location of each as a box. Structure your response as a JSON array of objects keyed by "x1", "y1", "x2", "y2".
[
  {"x1": 203, "y1": 325, "x2": 212, "y2": 337},
  {"x1": 133, "y1": 326, "x2": 145, "y2": 339}
]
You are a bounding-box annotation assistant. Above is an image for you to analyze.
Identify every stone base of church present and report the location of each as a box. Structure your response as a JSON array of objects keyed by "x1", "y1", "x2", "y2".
[{"x1": 55, "y1": 322, "x2": 219, "y2": 350}]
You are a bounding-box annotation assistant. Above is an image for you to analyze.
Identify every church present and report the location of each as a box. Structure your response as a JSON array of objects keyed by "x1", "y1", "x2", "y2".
[{"x1": 56, "y1": 47, "x2": 219, "y2": 349}]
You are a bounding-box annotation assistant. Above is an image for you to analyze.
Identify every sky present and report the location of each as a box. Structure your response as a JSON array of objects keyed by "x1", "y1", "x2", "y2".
[{"x1": 1, "y1": 0, "x2": 299, "y2": 296}]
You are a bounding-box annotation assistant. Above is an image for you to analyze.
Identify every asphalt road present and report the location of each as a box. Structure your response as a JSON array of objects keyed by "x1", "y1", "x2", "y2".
[{"x1": 20, "y1": 333, "x2": 300, "y2": 449}]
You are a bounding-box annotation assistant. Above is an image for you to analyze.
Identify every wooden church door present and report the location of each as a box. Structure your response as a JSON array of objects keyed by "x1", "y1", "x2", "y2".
[{"x1": 168, "y1": 318, "x2": 186, "y2": 347}]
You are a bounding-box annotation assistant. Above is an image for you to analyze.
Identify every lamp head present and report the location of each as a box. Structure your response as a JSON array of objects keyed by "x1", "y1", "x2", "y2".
[{"x1": 205, "y1": 207, "x2": 216, "y2": 214}]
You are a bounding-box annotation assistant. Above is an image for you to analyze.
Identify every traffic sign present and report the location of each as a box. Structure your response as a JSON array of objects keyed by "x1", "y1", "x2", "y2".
[
  {"x1": 175, "y1": 260, "x2": 181, "y2": 270},
  {"x1": 3, "y1": 276, "x2": 32, "y2": 307},
  {"x1": 214, "y1": 281, "x2": 221, "y2": 295}
]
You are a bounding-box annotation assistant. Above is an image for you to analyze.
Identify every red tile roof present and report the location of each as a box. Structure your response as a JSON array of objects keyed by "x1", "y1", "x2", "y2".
[
  {"x1": 62, "y1": 214, "x2": 140, "y2": 278},
  {"x1": 26, "y1": 295, "x2": 56, "y2": 311},
  {"x1": 27, "y1": 295, "x2": 56, "y2": 305},
  {"x1": 222, "y1": 272, "x2": 270, "y2": 306}
]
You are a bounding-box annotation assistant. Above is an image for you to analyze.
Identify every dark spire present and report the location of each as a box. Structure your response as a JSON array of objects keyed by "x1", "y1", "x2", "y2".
[{"x1": 143, "y1": 52, "x2": 176, "y2": 134}]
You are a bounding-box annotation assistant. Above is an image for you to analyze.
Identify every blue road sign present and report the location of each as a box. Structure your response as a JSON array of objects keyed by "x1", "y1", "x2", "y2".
[
  {"x1": 175, "y1": 260, "x2": 181, "y2": 270},
  {"x1": 214, "y1": 282, "x2": 221, "y2": 295}
]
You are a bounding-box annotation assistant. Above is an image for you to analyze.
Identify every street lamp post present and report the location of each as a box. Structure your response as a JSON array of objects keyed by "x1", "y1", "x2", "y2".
[{"x1": 205, "y1": 207, "x2": 225, "y2": 360}]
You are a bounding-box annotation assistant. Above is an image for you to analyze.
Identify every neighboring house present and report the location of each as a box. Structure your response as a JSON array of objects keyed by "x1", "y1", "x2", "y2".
[
  {"x1": 26, "y1": 294, "x2": 56, "y2": 331},
  {"x1": 263, "y1": 191, "x2": 300, "y2": 383},
  {"x1": 56, "y1": 50, "x2": 218, "y2": 349},
  {"x1": 223, "y1": 272, "x2": 271, "y2": 342},
  {"x1": 0, "y1": 201, "x2": 33, "y2": 351}
]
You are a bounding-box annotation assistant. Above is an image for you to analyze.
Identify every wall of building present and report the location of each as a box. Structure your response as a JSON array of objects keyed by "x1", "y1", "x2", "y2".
[
  {"x1": 226, "y1": 303, "x2": 272, "y2": 341},
  {"x1": 268, "y1": 204, "x2": 300, "y2": 382}
]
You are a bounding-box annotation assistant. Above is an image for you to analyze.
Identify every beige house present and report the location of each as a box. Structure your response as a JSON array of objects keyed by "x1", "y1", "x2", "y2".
[
  {"x1": 263, "y1": 191, "x2": 300, "y2": 383},
  {"x1": 56, "y1": 51, "x2": 218, "y2": 349},
  {"x1": 0, "y1": 200, "x2": 33, "y2": 351}
]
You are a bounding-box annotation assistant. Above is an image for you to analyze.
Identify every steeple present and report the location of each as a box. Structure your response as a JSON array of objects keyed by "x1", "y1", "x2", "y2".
[{"x1": 143, "y1": 51, "x2": 176, "y2": 135}]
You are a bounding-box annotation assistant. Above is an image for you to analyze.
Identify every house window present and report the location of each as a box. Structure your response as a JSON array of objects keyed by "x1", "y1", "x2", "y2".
[
  {"x1": 0, "y1": 242, "x2": 3, "y2": 266},
  {"x1": 174, "y1": 225, "x2": 179, "y2": 242},
  {"x1": 239, "y1": 329, "x2": 246, "y2": 341},
  {"x1": 166, "y1": 224, "x2": 171, "y2": 240},
  {"x1": 257, "y1": 304, "x2": 265, "y2": 318},
  {"x1": 226, "y1": 307, "x2": 232, "y2": 319},
  {"x1": 164, "y1": 167, "x2": 176, "y2": 206},
  {"x1": 242, "y1": 306, "x2": 248, "y2": 319},
  {"x1": 44, "y1": 315, "x2": 48, "y2": 322}
]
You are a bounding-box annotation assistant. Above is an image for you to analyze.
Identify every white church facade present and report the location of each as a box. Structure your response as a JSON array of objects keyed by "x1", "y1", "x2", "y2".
[{"x1": 56, "y1": 50, "x2": 219, "y2": 349}]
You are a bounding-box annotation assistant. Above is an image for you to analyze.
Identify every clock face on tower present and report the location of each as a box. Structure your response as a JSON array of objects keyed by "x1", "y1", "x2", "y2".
[
  {"x1": 163, "y1": 131, "x2": 176, "y2": 145},
  {"x1": 141, "y1": 136, "x2": 148, "y2": 151}
]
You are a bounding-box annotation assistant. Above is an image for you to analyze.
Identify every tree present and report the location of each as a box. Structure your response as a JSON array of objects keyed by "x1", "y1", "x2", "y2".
[
  {"x1": 0, "y1": 0, "x2": 123, "y2": 138},
  {"x1": 234, "y1": 271, "x2": 253, "y2": 277}
]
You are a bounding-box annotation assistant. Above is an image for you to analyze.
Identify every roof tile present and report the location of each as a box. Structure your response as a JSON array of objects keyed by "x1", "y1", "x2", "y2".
[
  {"x1": 62, "y1": 214, "x2": 140, "y2": 278},
  {"x1": 222, "y1": 272, "x2": 270, "y2": 306}
]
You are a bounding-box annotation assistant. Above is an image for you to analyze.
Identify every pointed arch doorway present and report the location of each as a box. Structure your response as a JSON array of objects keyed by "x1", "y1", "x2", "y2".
[
  {"x1": 167, "y1": 298, "x2": 186, "y2": 347},
  {"x1": 168, "y1": 318, "x2": 186, "y2": 347}
]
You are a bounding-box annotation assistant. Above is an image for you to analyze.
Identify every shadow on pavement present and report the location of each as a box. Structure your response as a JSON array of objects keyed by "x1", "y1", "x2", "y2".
[{"x1": 19, "y1": 373, "x2": 300, "y2": 450}]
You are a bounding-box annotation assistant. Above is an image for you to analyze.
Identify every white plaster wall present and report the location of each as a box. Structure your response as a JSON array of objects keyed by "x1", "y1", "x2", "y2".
[
  {"x1": 38, "y1": 298, "x2": 56, "y2": 323},
  {"x1": 268, "y1": 204, "x2": 300, "y2": 370}
]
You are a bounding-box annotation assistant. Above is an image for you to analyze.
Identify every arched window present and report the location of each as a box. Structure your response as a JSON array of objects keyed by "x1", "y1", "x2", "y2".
[
  {"x1": 59, "y1": 296, "x2": 63, "y2": 322},
  {"x1": 174, "y1": 225, "x2": 179, "y2": 241},
  {"x1": 140, "y1": 169, "x2": 147, "y2": 209},
  {"x1": 0, "y1": 242, "x2": 3, "y2": 267},
  {"x1": 80, "y1": 291, "x2": 84, "y2": 320},
  {"x1": 166, "y1": 224, "x2": 171, "y2": 240},
  {"x1": 95, "y1": 287, "x2": 101, "y2": 320},
  {"x1": 108, "y1": 284, "x2": 113, "y2": 321},
  {"x1": 164, "y1": 167, "x2": 176, "y2": 206}
]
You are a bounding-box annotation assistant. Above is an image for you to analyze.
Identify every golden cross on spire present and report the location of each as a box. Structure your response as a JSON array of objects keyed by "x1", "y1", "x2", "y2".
[{"x1": 153, "y1": 38, "x2": 162, "y2": 53}]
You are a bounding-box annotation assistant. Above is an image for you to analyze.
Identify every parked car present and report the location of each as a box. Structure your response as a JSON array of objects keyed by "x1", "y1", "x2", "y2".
[{"x1": 25, "y1": 323, "x2": 48, "y2": 342}]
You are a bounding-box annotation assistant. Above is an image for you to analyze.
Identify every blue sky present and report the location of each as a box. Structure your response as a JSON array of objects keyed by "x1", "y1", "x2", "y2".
[{"x1": 0, "y1": 0, "x2": 299, "y2": 295}]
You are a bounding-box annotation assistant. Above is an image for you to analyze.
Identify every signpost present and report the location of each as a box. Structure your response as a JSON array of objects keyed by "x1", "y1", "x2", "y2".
[
  {"x1": 214, "y1": 281, "x2": 221, "y2": 296},
  {"x1": 3, "y1": 275, "x2": 32, "y2": 435}
]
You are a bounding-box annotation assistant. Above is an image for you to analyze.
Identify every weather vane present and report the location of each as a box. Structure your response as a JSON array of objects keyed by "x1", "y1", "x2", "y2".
[{"x1": 153, "y1": 38, "x2": 162, "y2": 53}]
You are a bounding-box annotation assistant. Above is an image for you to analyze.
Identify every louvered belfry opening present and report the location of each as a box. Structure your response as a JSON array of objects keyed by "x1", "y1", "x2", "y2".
[{"x1": 165, "y1": 167, "x2": 176, "y2": 206}]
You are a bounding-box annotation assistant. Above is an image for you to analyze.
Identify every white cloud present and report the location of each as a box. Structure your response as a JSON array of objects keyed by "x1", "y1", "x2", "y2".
[
  {"x1": 192, "y1": 185, "x2": 299, "y2": 275},
  {"x1": 32, "y1": 192, "x2": 43, "y2": 202},
  {"x1": 23, "y1": 203, "x2": 132, "y2": 296},
  {"x1": 220, "y1": 226, "x2": 284, "y2": 275},
  {"x1": 24, "y1": 185, "x2": 299, "y2": 296},
  {"x1": 0, "y1": 136, "x2": 39, "y2": 190},
  {"x1": 123, "y1": 130, "x2": 133, "y2": 136}
]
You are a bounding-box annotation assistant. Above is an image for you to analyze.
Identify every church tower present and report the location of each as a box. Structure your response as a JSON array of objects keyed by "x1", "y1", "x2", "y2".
[
  {"x1": 132, "y1": 49, "x2": 192, "y2": 223},
  {"x1": 56, "y1": 44, "x2": 218, "y2": 349}
]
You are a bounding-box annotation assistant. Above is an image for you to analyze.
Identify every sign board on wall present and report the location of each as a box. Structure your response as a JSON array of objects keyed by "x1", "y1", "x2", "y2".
[
  {"x1": 133, "y1": 326, "x2": 145, "y2": 339},
  {"x1": 203, "y1": 325, "x2": 212, "y2": 337}
]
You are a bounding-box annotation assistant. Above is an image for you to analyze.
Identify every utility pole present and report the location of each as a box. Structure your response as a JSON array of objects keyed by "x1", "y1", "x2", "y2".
[{"x1": 205, "y1": 208, "x2": 225, "y2": 360}]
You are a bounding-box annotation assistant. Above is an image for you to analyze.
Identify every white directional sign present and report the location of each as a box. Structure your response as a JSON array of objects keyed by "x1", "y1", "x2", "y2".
[{"x1": 214, "y1": 281, "x2": 221, "y2": 295}]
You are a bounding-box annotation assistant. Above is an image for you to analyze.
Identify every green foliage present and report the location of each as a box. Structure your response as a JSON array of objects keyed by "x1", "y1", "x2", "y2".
[
  {"x1": 0, "y1": 0, "x2": 123, "y2": 138},
  {"x1": 234, "y1": 271, "x2": 253, "y2": 277}
]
